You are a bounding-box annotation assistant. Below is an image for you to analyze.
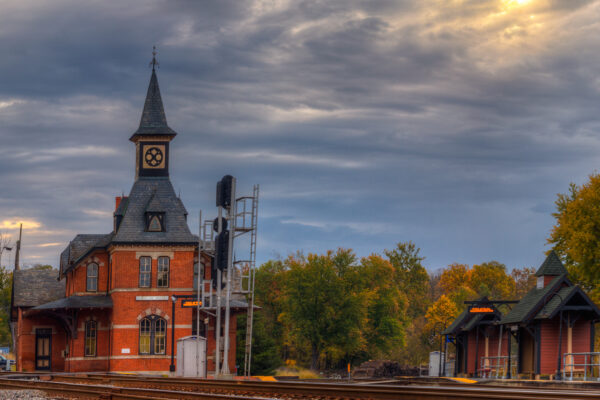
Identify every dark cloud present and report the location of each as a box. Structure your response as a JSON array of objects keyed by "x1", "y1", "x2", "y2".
[{"x1": 1, "y1": 0, "x2": 600, "y2": 270}]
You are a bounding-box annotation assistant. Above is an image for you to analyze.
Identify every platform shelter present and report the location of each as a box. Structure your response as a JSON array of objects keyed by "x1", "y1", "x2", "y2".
[{"x1": 444, "y1": 251, "x2": 600, "y2": 379}]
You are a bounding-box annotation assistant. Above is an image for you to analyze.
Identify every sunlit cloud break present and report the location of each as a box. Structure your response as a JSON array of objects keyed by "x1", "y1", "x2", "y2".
[{"x1": 0, "y1": 219, "x2": 41, "y2": 230}]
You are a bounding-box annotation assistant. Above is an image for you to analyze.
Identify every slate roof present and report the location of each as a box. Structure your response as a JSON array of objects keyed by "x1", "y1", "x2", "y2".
[
  {"x1": 130, "y1": 68, "x2": 176, "y2": 140},
  {"x1": 60, "y1": 67, "x2": 197, "y2": 276},
  {"x1": 442, "y1": 309, "x2": 471, "y2": 335},
  {"x1": 534, "y1": 286, "x2": 577, "y2": 320},
  {"x1": 500, "y1": 274, "x2": 565, "y2": 325},
  {"x1": 112, "y1": 177, "x2": 197, "y2": 244},
  {"x1": 535, "y1": 250, "x2": 567, "y2": 277},
  {"x1": 146, "y1": 191, "x2": 164, "y2": 212},
  {"x1": 115, "y1": 197, "x2": 129, "y2": 216},
  {"x1": 60, "y1": 233, "x2": 114, "y2": 275},
  {"x1": 32, "y1": 295, "x2": 113, "y2": 311},
  {"x1": 13, "y1": 269, "x2": 65, "y2": 307}
]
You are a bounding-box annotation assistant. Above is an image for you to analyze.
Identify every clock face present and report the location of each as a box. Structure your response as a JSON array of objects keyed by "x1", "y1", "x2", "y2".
[{"x1": 142, "y1": 144, "x2": 166, "y2": 169}]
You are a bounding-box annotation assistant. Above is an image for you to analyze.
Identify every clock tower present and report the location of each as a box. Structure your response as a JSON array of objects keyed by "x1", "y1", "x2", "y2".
[{"x1": 130, "y1": 51, "x2": 177, "y2": 179}]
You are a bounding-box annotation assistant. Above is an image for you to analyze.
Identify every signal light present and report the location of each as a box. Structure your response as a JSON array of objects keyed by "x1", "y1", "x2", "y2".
[
  {"x1": 216, "y1": 175, "x2": 234, "y2": 208},
  {"x1": 212, "y1": 217, "x2": 227, "y2": 232},
  {"x1": 210, "y1": 257, "x2": 225, "y2": 290},
  {"x1": 214, "y1": 230, "x2": 229, "y2": 271}
]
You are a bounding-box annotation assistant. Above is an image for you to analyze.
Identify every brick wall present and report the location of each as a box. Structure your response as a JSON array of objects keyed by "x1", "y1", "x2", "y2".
[{"x1": 19, "y1": 245, "x2": 242, "y2": 374}]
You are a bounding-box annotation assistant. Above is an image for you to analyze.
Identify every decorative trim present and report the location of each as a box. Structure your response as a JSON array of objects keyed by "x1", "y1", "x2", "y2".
[
  {"x1": 110, "y1": 288, "x2": 193, "y2": 293},
  {"x1": 112, "y1": 324, "x2": 191, "y2": 329},
  {"x1": 136, "y1": 296, "x2": 169, "y2": 301},
  {"x1": 109, "y1": 245, "x2": 196, "y2": 253},
  {"x1": 135, "y1": 251, "x2": 174, "y2": 260},
  {"x1": 67, "y1": 355, "x2": 171, "y2": 361}
]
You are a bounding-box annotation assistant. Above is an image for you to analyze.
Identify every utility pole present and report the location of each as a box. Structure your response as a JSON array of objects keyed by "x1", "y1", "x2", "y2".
[{"x1": 14, "y1": 224, "x2": 22, "y2": 271}]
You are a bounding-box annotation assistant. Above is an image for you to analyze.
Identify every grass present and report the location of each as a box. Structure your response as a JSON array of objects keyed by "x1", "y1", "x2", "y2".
[{"x1": 274, "y1": 366, "x2": 320, "y2": 379}]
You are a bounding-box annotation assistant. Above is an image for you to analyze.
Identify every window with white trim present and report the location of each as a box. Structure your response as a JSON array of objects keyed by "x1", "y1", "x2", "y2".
[{"x1": 87, "y1": 263, "x2": 98, "y2": 292}]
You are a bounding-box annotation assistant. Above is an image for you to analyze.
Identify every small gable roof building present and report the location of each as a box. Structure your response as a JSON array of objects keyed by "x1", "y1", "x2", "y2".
[{"x1": 444, "y1": 251, "x2": 600, "y2": 379}]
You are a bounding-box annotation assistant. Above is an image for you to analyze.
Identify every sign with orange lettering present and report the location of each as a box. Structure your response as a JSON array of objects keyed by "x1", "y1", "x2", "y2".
[
  {"x1": 181, "y1": 300, "x2": 202, "y2": 308},
  {"x1": 469, "y1": 307, "x2": 495, "y2": 313}
]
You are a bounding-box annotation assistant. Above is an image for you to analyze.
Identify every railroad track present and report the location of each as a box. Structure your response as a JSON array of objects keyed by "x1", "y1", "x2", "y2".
[{"x1": 1, "y1": 373, "x2": 600, "y2": 399}]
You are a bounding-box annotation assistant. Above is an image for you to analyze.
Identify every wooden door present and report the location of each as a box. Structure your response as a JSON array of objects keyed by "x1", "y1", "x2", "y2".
[{"x1": 35, "y1": 329, "x2": 51, "y2": 370}]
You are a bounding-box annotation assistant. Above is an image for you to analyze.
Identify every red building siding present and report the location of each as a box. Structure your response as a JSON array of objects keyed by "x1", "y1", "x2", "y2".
[
  {"x1": 539, "y1": 318, "x2": 591, "y2": 375},
  {"x1": 465, "y1": 327, "x2": 509, "y2": 375}
]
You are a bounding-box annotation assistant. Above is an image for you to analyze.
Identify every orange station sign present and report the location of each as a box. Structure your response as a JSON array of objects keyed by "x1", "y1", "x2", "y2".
[
  {"x1": 181, "y1": 300, "x2": 202, "y2": 308},
  {"x1": 469, "y1": 307, "x2": 495, "y2": 313}
]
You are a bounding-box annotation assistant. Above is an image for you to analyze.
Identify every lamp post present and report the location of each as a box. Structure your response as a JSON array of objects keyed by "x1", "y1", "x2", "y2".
[
  {"x1": 554, "y1": 292, "x2": 566, "y2": 381},
  {"x1": 430, "y1": 322, "x2": 446, "y2": 377},
  {"x1": 0, "y1": 246, "x2": 12, "y2": 269}
]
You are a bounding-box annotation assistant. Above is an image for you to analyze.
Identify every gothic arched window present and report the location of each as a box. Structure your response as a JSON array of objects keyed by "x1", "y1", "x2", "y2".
[{"x1": 139, "y1": 315, "x2": 167, "y2": 355}]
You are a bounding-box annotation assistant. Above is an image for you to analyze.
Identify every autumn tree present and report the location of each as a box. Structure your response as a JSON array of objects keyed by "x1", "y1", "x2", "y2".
[
  {"x1": 424, "y1": 294, "x2": 459, "y2": 335},
  {"x1": 470, "y1": 261, "x2": 515, "y2": 299},
  {"x1": 511, "y1": 267, "x2": 536, "y2": 298},
  {"x1": 548, "y1": 174, "x2": 600, "y2": 300},
  {"x1": 438, "y1": 263, "x2": 476, "y2": 308}
]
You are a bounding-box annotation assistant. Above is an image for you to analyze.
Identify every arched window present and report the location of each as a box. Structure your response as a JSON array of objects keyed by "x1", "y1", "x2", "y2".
[
  {"x1": 157, "y1": 257, "x2": 169, "y2": 288},
  {"x1": 139, "y1": 256, "x2": 151, "y2": 288},
  {"x1": 139, "y1": 315, "x2": 167, "y2": 355},
  {"x1": 139, "y1": 318, "x2": 151, "y2": 354},
  {"x1": 155, "y1": 318, "x2": 166, "y2": 354},
  {"x1": 87, "y1": 263, "x2": 98, "y2": 292},
  {"x1": 85, "y1": 320, "x2": 97, "y2": 357}
]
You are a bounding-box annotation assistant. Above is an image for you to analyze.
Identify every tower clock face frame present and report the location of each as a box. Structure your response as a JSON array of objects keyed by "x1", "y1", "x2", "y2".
[{"x1": 139, "y1": 142, "x2": 169, "y2": 177}]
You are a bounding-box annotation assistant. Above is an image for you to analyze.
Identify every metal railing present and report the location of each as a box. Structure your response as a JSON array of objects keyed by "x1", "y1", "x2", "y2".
[
  {"x1": 479, "y1": 356, "x2": 518, "y2": 379},
  {"x1": 562, "y1": 352, "x2": 600, "y2": 381}
]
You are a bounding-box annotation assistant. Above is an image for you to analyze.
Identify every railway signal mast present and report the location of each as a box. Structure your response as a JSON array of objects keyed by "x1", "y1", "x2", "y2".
[{"x1": 199, "y1": 175, "x2": 259, "y2": 377}]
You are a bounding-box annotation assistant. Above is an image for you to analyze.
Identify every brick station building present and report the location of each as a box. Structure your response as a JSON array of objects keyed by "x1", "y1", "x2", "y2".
[
  {"x1": 10, "y1": 62, "x2": 245, "y2": 373},
  {"x1": 444, "y1": 251, "x2": 600, "y2": 379}
]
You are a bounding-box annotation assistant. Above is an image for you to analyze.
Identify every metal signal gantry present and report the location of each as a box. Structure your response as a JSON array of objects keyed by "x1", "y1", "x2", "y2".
[{"x1": 198, "y1": 176, "x2": 259, "y2": 378}]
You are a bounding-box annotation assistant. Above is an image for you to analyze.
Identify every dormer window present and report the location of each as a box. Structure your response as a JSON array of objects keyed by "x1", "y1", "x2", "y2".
[
  {"x1": 146, "y1": 212, "x2": 165, "y2": 232},
  {"x1": 537, "y1": 276, "x2": 544, "y2": 289}
]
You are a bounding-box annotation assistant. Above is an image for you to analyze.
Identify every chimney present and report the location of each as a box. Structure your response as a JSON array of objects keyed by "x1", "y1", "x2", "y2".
[{"x1": 115, "y1": 196, "x2": 123, "y2": 212}]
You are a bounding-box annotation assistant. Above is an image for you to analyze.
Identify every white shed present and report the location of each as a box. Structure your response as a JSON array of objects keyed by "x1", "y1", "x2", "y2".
[{"x1": 176, "y1": 335, "x2": 207, "y2": 377}]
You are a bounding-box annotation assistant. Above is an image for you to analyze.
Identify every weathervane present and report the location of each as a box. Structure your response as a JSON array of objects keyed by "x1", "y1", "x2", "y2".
[{"x1": 150, "y1": 46, "x2": 159, "y2": 70}]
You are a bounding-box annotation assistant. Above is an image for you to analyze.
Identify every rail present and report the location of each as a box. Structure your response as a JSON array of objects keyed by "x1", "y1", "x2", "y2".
[
  {"x1": 562, "y1": 352, "x2": 600, "y2": 381},
  {"x1": 479, "y1": 356, "x2": 518, "y2": 379},
  {"x1": 9, "y1": 373, "x2": 600, "y2": 400}
]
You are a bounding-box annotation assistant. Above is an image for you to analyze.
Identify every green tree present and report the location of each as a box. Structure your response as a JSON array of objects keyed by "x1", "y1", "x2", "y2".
[
  {"x1": 0, "y1": 267, "x2": 12, "y2": 346},
  {"x1": 470, "y1": 261, "x2": 515, "y2": 299},
  {"x1": 283, "y1": 249, "x2": 365, "y2": 370},
  {"x1": 384, "y1": 242, "x2": 430, "y2": 318},
  {"x1": 236, "y1": 260, "x2": 287, "y2": 374},
  {"x1": 359, "y1": 255, "x2": 407, "y2": 358}
]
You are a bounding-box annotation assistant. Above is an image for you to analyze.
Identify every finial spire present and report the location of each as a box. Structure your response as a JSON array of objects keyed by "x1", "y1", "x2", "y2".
[{"x1": 150, "y1": 46, "x2": 159, "y2": 71}]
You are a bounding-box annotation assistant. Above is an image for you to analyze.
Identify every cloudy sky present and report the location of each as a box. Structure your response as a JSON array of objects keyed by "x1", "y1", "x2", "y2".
[{"x1": 1, "y1": 0, "x2": 600, "y2": 272}]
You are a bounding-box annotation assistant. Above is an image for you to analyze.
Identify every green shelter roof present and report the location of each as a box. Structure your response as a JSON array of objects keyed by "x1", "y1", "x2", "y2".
[
  {"x1": 500, "y1": 274, "x2": 566, "y2": 325},
  {"x1": 535, "y1": 250, "x2": 567, "y2": 277}
]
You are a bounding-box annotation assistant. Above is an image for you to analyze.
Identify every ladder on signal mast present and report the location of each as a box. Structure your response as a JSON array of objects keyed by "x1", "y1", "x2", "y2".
[{"x1": 233, "y1": 184, "x2": 259, "y2": 377}]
